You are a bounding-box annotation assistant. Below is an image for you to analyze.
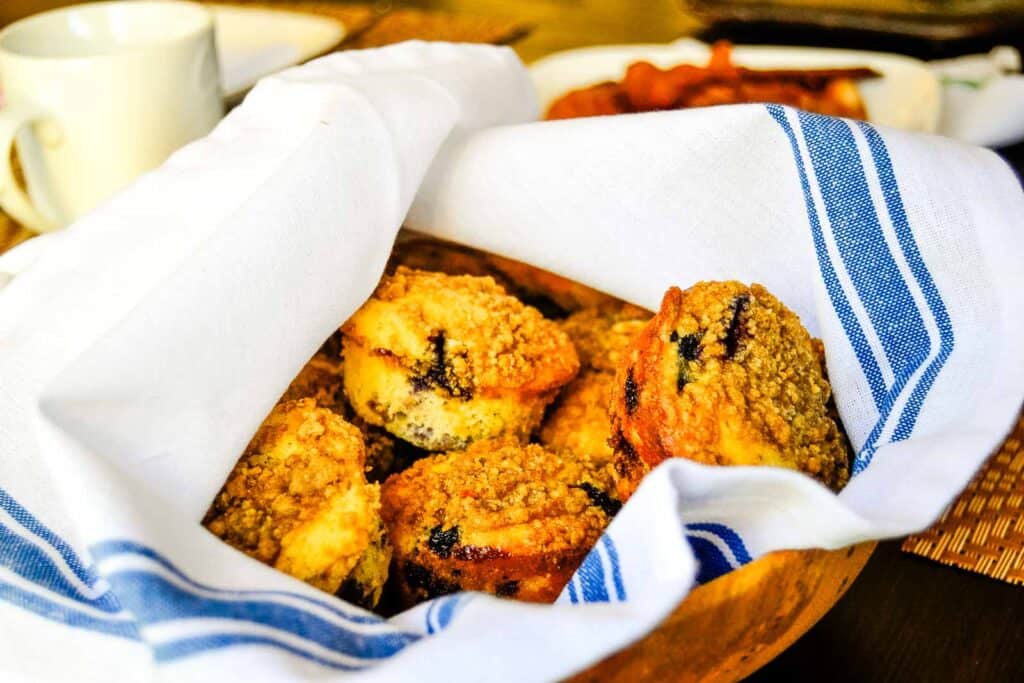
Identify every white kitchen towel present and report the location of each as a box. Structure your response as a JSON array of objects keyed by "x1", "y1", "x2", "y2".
[{"x1": 1, "y1": 41, "x2": 1023, "y2": 683}]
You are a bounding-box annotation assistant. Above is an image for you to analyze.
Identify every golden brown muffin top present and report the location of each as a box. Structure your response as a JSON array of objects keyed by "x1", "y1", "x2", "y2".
[
  {"x1": 560, "y1": 302, "x2": 651, "y2": 373},
  {"x1": 612, "y1": 281, "x2": 849, "y2": 491},
  {"x1": 381, "y1": 440, "x2": 617, "y2": 558},
  {"x1": 203, "y1": 399, "x2": 382, "y2": 590},
  {"x1": 343, "y1": 267, "x2": 579, "y2": 396},
  {"x1": 538, "y1": 370, "x2": 616, "y2": 467}
]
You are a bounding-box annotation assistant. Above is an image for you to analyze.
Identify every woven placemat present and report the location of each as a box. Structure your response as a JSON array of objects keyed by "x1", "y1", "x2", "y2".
[{"x1": 902, "y1": 409, "x2": 1024, "y2": 585}]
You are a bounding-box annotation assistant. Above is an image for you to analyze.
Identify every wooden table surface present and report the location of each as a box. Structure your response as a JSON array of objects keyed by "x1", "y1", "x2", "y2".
[{"x1": 3, "y1": 1, "x2": 1023, "y2": 681}]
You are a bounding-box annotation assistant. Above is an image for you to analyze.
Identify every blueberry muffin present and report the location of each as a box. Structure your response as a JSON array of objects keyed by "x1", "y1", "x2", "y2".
[
  {"x1": 539, "y1": 303, "x2": 650, "y2": 467},
  {"x1": 538, "y1": 371, "x2": 618, "y2": 468},
  {"x1": 203, "y1": 399, "x2": 390, "y2": 608},
  {"x1": 557, "y1": 303, "x2": 652, "y2": 374},
  {"x1": 341, "y1": 267, "x2": 579, "y2": 451},
  {"x1": 610, "y1": 282, "x2": 850, "y2": 499},
  {"x1": 380, "y1": 440, "x2": 619, "y2": 607}
]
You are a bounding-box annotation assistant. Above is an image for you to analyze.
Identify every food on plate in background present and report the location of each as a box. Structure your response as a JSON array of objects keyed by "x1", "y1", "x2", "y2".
[
  {"x1": 341, "y1": 267, "x2": 579, "y2": 451},
  {"x1": 610, "y1": 281, "x2": 850, "y2": 500},
  {"x1": 203, "y1": 399, "x2": 390, "y2": 608},
  {"x1": 380, "y1": 439, "x2": 618, "y2": 606},
  {"x1": 546, "y1": 40, "x2": 879, "y2": 120},
  {"x1": 539, "y1": 302, "x2": 651, "y2": 468}
]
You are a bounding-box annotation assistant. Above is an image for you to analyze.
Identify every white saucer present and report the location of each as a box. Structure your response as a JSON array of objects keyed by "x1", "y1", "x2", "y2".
[
  {"x1": 210, "y1": 4, "x2": 347, "y2": 102},
  {"x1": 530, "y1": 39, "x2": 941, "y2": 133}
]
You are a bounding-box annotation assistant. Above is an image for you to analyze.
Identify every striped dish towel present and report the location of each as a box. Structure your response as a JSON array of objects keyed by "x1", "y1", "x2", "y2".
[{"x1": 2, "y1": 42, "x2": 1023, "y2": 682}]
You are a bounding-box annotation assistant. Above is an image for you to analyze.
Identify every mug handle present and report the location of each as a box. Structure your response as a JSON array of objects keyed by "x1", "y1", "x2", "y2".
[{"x1": 0, "y1": 104, "x2": 57, "y2": 233}]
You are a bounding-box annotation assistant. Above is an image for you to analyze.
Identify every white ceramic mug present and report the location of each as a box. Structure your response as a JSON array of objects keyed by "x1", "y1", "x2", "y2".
[{"x1": 0, "y1": 1, "x2": 223, "y2": 232}]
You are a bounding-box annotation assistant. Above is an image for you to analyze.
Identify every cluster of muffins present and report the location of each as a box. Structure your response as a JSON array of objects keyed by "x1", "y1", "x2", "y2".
[{"x1": 204, "y1": 235, "x2": 851, "y2": 612}]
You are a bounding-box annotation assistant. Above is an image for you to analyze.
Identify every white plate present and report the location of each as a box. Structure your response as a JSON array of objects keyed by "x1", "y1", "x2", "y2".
[
  {"x1": 210, "y1": 4, "x2": 346, "y2": 102},
  {"x1": 530, "y1": 39, "x2": 941, "y2": 133}
]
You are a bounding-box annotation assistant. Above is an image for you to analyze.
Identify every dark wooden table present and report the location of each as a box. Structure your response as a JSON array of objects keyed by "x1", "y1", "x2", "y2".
[{"x1": 751, "y1": 539, "x2": 1024, "y2": 682}]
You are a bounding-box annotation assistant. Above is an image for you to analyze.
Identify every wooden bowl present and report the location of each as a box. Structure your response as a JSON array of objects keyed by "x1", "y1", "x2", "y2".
[
  {"x1": 570, "y1": 542, "x2": 876, "y2": 682},
  {"x1": 0, "y1": 228, "x2": 878, "y2": 682}
]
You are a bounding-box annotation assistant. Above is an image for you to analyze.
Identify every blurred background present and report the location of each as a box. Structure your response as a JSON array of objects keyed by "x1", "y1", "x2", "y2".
[{"x1": 3, "y1": 0, "x2": 1023, "y2": 62}]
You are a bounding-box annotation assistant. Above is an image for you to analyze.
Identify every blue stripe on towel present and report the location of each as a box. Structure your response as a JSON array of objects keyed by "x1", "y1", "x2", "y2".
[
  {"x1": 0, "y1": 485, "x2": 136, "y2": 638},
  {"x1": 576, "y1": 547, "x2": 610, "y2": 603},
  {"x1": 767, "y1": 105, "x2": 954, "y2": 473},
  {"x1": 423, "y1": 594, "x2": 464, "y2": 635},
  {"x1": 434, "y1": 595, "x2": 462, "y2": 630},
  {"x1": 152, "y1": 633, "x2": 362, "y2": 670},
  {"x1": 0, "y1": 485, "x2": 420, "y2": 669},
  {"x1": 0, "y1": 521, "x2": 121, "y2": 611},
  {"x1": 0, "y1": 487, "x2": 98, "y2": 587},
  {"x1": 601, "y1": 536, "x2": 627, "y2": 602},
  {"x1": 685, "y1": 536, "x2": 735, "y2": 585},
  {"x1": 0, "y1": 581, "x2": 140, "y2": 640},
  {"x1": 765, "y1": 105, "x2": 889, "y2": 410},
  {"x1": 685, "y1": 523, "x2": 752, "y2": 564},
  {"x1": 856, "y1": 122, "x2": 954, "y2": 448},
  {"x1": 567, "y1": 577, "x2": 579, "y2": 604},
  {"x1": 798, "y1": 113, "x2": 931, "y2": 385},
  {"x1": 91, "y1": 540, "x2": 382, "y2": 625},
  {"x1": 103, "y1": 569, "x2": 416, "y2": 659},
  {"x1": 684, "y1": 522, "x2": 752, "y2": 584},
  {"x1": 564, "y1": 535, "x2": 628, "y2": 604},
  {"x1": 425, "y1": 598, "x2": 439, "y2": 635}
]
